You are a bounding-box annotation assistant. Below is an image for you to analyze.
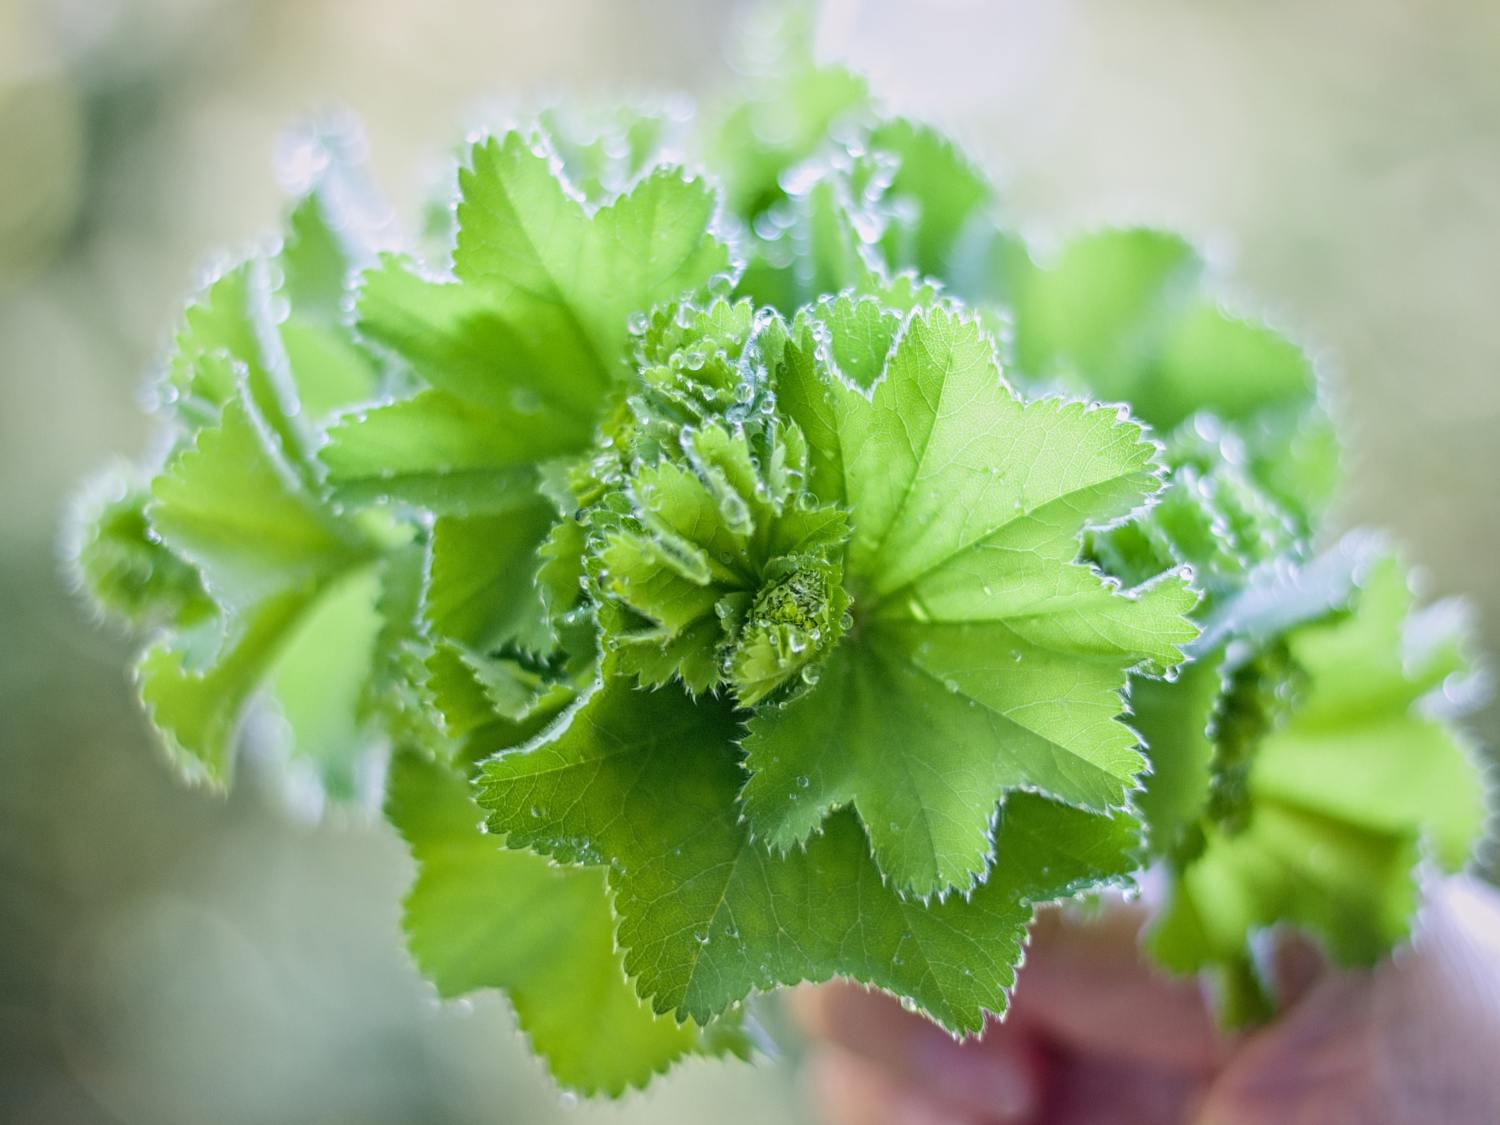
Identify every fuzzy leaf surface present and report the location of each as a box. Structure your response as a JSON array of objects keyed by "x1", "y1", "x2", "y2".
[{"x1": 478, "y1": 675, "x2": 1138, "y2": 1033}]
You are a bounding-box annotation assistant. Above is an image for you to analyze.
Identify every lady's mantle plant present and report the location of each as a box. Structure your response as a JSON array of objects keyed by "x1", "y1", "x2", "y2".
[{"x1": 71, "y1": 10, "x2": 1489, "y2": 1094}]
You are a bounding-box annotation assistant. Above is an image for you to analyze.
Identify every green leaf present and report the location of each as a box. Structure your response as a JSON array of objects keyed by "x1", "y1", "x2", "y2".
[
  {"x1": 1128, "y1": 654, "x2": 1222, "y2": 857},
  {"x1": 1003, "y1": 228, "x2": 1338, "y2": 525},
  {"x1": 1088, "y1": 458, "x2": 1299, "y2": 613},
  {"x1": 276, "y1": 117, "x2": 388, "y2": 323},
  {"x1": 272, "y1": 122, "x2": 387, "y2": 422},
  {"x1": 160, "y1": 172, "x2": 382, "y2": 479},
  {"x1": 839, "y1": 313, "x2": 1163, "y2": 595},
  {"x1": 1147, "y1": 553, "x2": 1488, "y2": 989},
  {"x1": 425, "y1": 502, "x2": 558, "y2": 655},
  {"x1": 1010, "y1": 228, "x2": 1201, "y2": 404},
  {"x1": 868, "y1": 118, "x2": 993, "y2": 282},
  {"x1": 735, "y1": 154, "x2": 886, "y2": 314},
  {"x1": 1251, "y1": 559, "x2": 1485, "y2": 869},
  {"x1": 388, "y1": 750, "x2": 747, "y2": 1095},
  {"x1": 266, "y1": 564, "x2": 384, "y2": 800},
  {"x1": 536, "y1": 104, "x2": 682, "y2": 203},
  {"x1": 326, "y1": 133, "x2": 730, "y2": 508},
  {"x1": 707, "y1": 2, "x2": 870, "y2": 221},
  {"x1": 138, "y1": 592, "x2": 314, "y2": 784},
  {"x1": 138, "y1": 390, "x2": 377, "y2": 788},
  {"x1": 478, "y1": 674, "x2": 1138, "y2": 1033},
  {"x1": 149, "y1": 393, "x2": 367, "y2": 615},
  {"x1": 67, "y1": 467, "x2": 214, "y2": 631},
  {"x1": 742, "y1": 305, "x2": 1197, "y2": 896},
  {"x1": 362, "y1": 541, "x2": 455, "y2": 759}
]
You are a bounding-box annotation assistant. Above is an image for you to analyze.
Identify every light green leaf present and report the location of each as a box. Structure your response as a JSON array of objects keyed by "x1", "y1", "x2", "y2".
[
  {"x1": 707, "y1": 1, "x2": 870, "y2": 221},
  {"x1": 742, "y1": 573, "x2": 1194, "y2": 897},
  {"x1": 327, "y1": 133, "x2": 730, "y2": 507},
  {"x1": 1128, "y1": 654, "x2": 1222, "y2": 858},
  {"x1": 740, "y1": 306, "x2": 1197, "y2": 896},
  {"x1": 319, "y1": 389, "x2": 551, "y2": 515},
  {"x1": 840, "y1": 309, "x2": 1159, "y2": 597},
  {"x1": 1010, "y1": 228, "x2": 1200, "y2": 403},
  {"x1": 536, "y1": 104, "x2": 682, "y2": 203},
  {"x1": 1088, "y1": 459, "x2": 1299, "y2": 613},
  {"x1": 388, "y1": 750, "x2": 747, "y2": 1095},
  {"x1": 66, "y1": 467, "x2": 213, "y2": 631},
  {"x1": 137, "y1": 390, "x2": 379, "y2": 789},
  {"x1": 1004, "y1": 227, "x2": 1337, "y2": 525},
  {"x1": 267, "y1": 564, "x2": 384, "y2": 800},
  {"x1": 1251, "y1": 559, "x2": 1485, "y2": 869},
  {"x1": 137, "y1": 592, "x2": 312, "y2": 785},
  {"x1": 868, "y1": 118, "x2": 993, "y2": 282},
  {"x1": 149, "y1": 394, "x2": 366, "y2": 615},
  {"x1": 454, "y1": 138, "x2": 730, "y2": 356},
  {"x1": 1147, "y1": 553, "x2": 1488, "y2": 997},
  {"x1": 735, "y1": 157, "x2": 886, "y2": 314}
]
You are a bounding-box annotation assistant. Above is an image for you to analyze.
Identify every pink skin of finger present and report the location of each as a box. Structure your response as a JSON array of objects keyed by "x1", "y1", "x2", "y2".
[{"x1": 794, "y1": 877, "x2": 1500, "y2": 1125}]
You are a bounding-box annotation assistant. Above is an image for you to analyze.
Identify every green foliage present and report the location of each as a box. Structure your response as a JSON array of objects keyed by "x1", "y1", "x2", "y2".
[
  {"x1": 477, "y1": 673, "x2": 1138, "y2": 1033},
  {"x1": 1143, "y1": 552, "x2": 1487, "y2": 1020},
  {"x1": 388, "y1": 750, "x2": 751, "y2": 1094},
  {"x1": 71, "y1": 6, "x2": 1489, "y2": 1097},
  {"x1": 739, "y1": 304, "x2": 1197, "y2": 898}
]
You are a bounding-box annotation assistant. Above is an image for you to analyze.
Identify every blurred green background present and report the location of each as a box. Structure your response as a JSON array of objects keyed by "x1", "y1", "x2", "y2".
[{"x1": 3, "y1": 1, "x2": 1497, "y2": 1121}]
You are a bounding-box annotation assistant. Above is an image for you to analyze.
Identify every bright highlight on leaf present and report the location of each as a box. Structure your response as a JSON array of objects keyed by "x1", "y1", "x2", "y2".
[{"x1": 68, "y1": 5, "x2": 1490, "y2": 1099}]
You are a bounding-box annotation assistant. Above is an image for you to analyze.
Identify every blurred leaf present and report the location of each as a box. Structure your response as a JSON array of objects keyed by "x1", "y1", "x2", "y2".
[
  {"x1": 67, "y1": 467, "x2": 214, "y2": 631},
  {"x1": 1147, "y1": 554, "x2": 1488, "y2": 1008}
]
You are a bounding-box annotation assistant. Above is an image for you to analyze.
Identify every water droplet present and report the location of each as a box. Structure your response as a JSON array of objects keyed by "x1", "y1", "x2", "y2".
[
  {"x1": 795, "y1": 775, "x2": 811, "y2": 789},
  {"x1": 529, "y1": 805, "x2": 542, "y2": 818}
]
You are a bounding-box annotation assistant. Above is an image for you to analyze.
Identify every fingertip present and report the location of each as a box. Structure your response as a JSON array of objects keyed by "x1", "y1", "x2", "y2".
[
  {"x1": 809, "y1": 1048, "x2": 991, "y2": 1125},
  {"x1": 793, "y1": 982, "x2": 1044, "y2": 1122}
]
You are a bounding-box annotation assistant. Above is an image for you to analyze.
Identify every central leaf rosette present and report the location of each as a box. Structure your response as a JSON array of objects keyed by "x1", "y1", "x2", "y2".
[{"x1": 581, "y1": 291, "x2": 1200, "y2": 900}]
